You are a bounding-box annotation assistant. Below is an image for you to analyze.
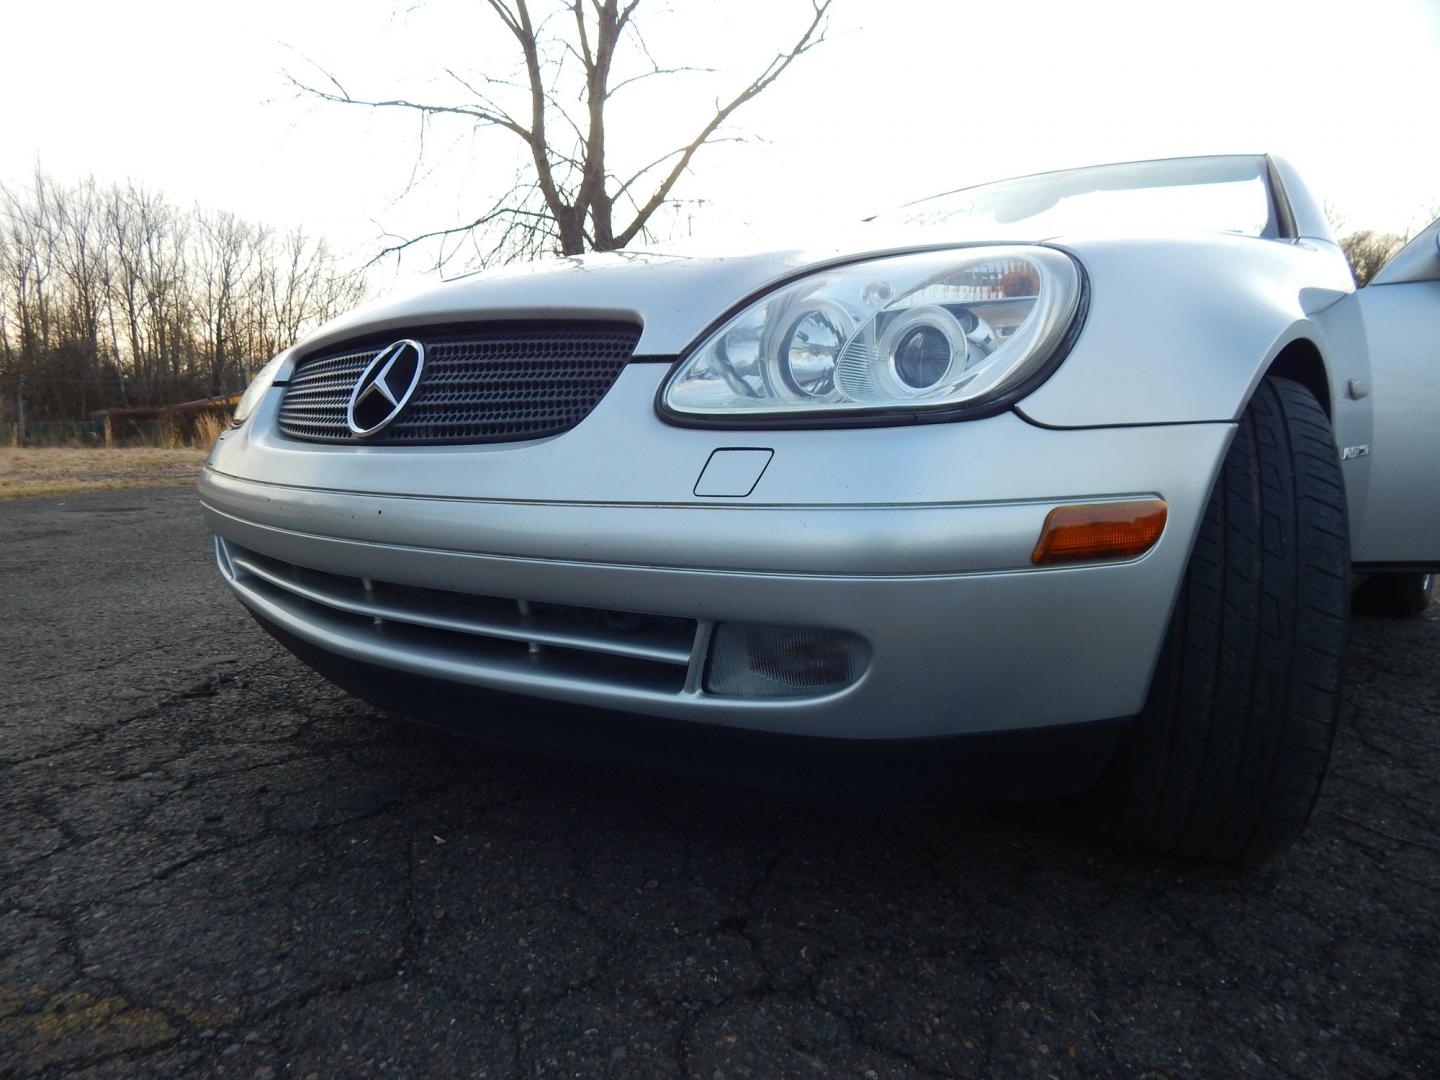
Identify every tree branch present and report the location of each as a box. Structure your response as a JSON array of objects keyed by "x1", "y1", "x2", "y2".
[
  {"x1": 613, "y1": 0, "x2": 831, "y2": 247},
  {"x1": 369, "y1": 205, "x2": 555, "y2": 270},
  {"x1": 606, "y1": 64, "x2": 713, "y2": 98},
  {"x1": 286, "y1": 73, "x2": 532, "y2": 141}
]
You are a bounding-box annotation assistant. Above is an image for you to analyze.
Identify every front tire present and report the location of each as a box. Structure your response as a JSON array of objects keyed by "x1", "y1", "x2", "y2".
[{"x1": 1094, "y1": 377, "x2": 1350, "y2": 862}]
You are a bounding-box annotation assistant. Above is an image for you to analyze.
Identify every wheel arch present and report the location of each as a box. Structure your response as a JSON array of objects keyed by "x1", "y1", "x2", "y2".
[{"x1": 1262, "y1": 337, "x2": 1331, "y2": 419}]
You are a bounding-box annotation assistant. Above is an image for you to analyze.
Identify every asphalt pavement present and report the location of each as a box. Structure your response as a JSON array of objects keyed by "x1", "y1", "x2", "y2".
[{"x1": 2, "y1": 486, "x2": 1437, "y2": 1078}]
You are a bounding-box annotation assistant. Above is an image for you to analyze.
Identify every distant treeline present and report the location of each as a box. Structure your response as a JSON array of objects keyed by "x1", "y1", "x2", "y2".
[{"x1": 0, "y1": 170, "x2": 366, "y2": 422}]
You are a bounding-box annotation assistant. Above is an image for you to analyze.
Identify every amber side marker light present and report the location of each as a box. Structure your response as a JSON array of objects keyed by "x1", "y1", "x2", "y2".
[{"x1": 1031, "y1": 499, "x2": 1168, "y2": 566}]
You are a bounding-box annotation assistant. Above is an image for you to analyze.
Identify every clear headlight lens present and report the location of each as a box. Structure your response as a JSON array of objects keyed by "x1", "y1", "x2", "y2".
[
  {"x1": 231, "y1": 352, "x2": 290, "y2": 427},
  {"x1": 660, "y1": 246, "x2": 1082, "y2": 421}
]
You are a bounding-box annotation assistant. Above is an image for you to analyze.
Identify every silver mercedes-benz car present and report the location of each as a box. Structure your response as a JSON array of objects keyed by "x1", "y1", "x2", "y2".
[{"x1": 202, "y1": 155, "x2": 1438, "y2": 861}]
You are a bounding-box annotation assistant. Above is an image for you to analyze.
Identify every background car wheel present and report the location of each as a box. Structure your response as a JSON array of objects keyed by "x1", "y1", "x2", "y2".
[
  {"x1": 1093, "y1": 377, "x2": 1350, "y2": 862},
  {"x1": 1352, "y1": 572, "x2": 1434, "y2": 618}
]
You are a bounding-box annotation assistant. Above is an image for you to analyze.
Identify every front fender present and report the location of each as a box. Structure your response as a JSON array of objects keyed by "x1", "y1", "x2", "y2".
[{"x1": 1018, "y1": 234, "x2": 1357, "y2": 427}]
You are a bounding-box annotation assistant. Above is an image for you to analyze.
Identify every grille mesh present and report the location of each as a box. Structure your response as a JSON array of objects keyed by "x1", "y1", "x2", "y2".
[{"x1": 277, "y1": 323, "x2": 641, "y2": 444}]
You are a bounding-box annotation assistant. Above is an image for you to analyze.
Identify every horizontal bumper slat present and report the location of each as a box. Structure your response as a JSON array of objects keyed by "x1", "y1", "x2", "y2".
[
  {"x1": 228, "y1": 567, "x2": 689, "y2": 702},
  {"x1": 228, "y1": 549, "x2": 693, "y2": 666}
]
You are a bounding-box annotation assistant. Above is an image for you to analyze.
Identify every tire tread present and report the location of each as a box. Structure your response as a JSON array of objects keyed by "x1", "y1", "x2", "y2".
[{"x1": 1096, "y1": 377, "x2": 1349, "y2": 862}]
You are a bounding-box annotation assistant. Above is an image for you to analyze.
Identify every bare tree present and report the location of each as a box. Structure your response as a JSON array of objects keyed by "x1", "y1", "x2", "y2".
[
  {"x1": 292, "y1": 0, "x2": 832, "y2": 271},
  {"x1": 1323, "y1": 201, "x2": 1426, "y2": 289},
  {"x1": 195, "y1": 210, "x2": 260, "y2": 395},
  {"x1": 1338, "y1": 229, "x2": 1407, "y2": 287},
  {"x1": 52, "y1": 180, "x2": 106, "y2": 397},
  {"x1": 0, "y1": 170, "x2": 366, "y2": 422},
  {"x1": 254, "y1": 228, "x2": 366, "y2": 361}
]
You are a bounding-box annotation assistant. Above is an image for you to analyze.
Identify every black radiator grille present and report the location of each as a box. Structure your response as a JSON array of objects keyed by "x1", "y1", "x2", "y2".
[{"x1": 277, "y1": 323, "x2": 641, "y2": 444}]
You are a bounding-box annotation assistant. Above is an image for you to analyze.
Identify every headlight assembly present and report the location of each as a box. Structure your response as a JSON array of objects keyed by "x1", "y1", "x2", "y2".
[
  {"x1": 231, "y1": 351, "x2": 290, "y2": 427},
  {"x1": 659, "y1": 246, "x2": 1083, "y2": 424}
]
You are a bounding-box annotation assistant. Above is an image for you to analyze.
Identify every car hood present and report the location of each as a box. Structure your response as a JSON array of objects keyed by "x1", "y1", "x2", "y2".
[{"x1": 294, "y1": 220, "x2": 1057, "y2": 358}]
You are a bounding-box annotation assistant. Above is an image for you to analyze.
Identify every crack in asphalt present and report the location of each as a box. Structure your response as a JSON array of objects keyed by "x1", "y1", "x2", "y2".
[{"x1": 2, "y1": 487, "x2": 1438, "y2": 1078}]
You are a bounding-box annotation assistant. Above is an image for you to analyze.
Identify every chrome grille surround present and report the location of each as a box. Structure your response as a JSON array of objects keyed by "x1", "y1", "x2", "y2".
[{"x1": 276, "y1": 322, "x2": 641, "y2": 444}]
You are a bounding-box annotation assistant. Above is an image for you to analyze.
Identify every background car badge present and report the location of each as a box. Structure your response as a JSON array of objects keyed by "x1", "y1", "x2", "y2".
[{"x1": 345, "y1": 338, "x2": 426, "y2": 436}]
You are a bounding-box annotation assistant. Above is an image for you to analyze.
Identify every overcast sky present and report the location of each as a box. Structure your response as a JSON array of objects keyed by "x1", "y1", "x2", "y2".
[{"x1": 3, "y1": 0, "x2": 1435, "y2": 291}]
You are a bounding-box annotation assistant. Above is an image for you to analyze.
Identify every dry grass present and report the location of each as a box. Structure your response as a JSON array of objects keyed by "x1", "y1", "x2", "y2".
[
  {"x1": 191, "y1": 412, "x2": 229, "y2": 449},
  {"x1": 0, "y1": 448, "x2": 209, "y2": 499}
]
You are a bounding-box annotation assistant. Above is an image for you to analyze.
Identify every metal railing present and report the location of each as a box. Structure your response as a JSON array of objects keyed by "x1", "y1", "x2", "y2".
[{"x1": 4, "y1": 420, "x2": 107, "y2": 447}]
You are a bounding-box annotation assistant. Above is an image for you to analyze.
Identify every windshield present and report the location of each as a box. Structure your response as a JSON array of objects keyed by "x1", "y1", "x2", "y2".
[{"x1": 878, "y1": 155, "x2": 1278, "y2": 239}]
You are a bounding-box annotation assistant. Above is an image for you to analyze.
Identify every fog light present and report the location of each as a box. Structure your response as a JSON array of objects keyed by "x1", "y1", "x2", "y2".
[{"x1": 703, "y1": 623, "x2": 869, "y2": 698}]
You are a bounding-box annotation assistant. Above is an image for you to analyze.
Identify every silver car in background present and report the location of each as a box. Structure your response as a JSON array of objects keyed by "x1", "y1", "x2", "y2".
[{"x1": 202, "y1": 155, "x2": 1439, "y2": 861}]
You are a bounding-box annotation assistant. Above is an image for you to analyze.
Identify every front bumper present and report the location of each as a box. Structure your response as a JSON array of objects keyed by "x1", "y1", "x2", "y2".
[{"x1": 200, "y1": 369, "x2": 1234, "y2": 742}]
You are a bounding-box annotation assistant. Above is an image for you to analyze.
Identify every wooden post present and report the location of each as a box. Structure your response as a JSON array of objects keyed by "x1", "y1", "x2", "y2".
[{"x1": 103, "y1": 414, "x2": 113, "y2": 449}]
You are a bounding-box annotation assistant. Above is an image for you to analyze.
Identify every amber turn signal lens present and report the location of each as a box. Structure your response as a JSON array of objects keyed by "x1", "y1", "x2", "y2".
[{"x1": 1031, "y1": 499, "x2": 1168, "y2": 566}]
